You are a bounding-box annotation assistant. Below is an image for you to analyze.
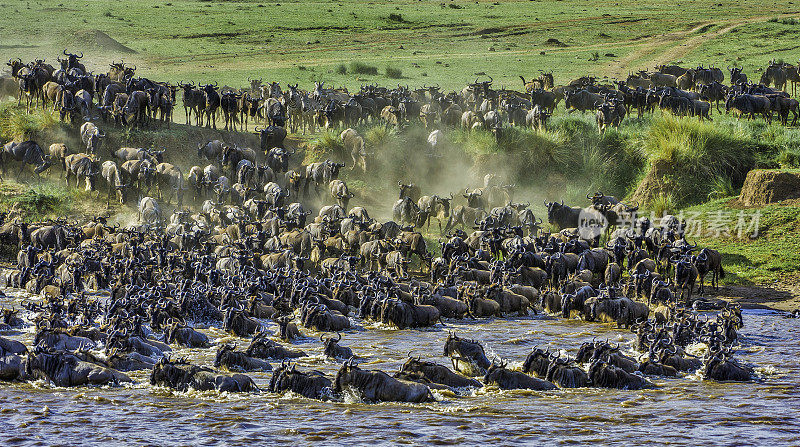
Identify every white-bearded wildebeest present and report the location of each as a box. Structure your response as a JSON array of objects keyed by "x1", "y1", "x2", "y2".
[
  {"x1": 329, "y1": 179, "x2": 354, "y2": 210},
  {"x1": 80, "y1": 122, "x2": 105, "y2": 155},
  {"x1": 254, "y1": 125, "x2": 287, "y2": 151},
  {"x1": 334, "y1": 360, "x2": 434, "y2": 403},
  {"x1": 268, "y1": 363, "x2": 332, "y2": 399},
  {"x1": 137, "y1": 196, "x2": 161, "y2": 225},
  {"x1": 100, "y1": 160, "x2": 128, "y2": 205},
  {"x1": 1, "y1": 141, "x2": 52, "y2": 178},
  {"x1": 26, "y1": 348, "x2": 131, "y2": 387},
  {"x1": 150, "y1": 357, "x2": 257, "y2": 392},
  {"x1": 155, "y1": 162, "x2": 185, "y2": 206},
  {"x1": 341, "y1": 128, "x2": 367, "y2": 172},
  {"x1": 64, "y1": 153, "x2": 98, "y2": 191},
  {"x1": 483, "y1": 362, "x2": 557, "y2": 391}
]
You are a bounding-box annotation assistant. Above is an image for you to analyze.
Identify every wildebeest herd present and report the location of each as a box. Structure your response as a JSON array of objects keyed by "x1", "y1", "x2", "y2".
[
  {"x1": 0, "y1": 51, "x2": 768, "y2": 402},
  {"x1": 4, "y1": 52, "x2": 800, "y2": 139}
]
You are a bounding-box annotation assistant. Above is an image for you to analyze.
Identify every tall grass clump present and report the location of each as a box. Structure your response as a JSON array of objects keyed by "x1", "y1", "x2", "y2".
[
  {"x1": 0, "y1": 103, "x2": 58, "y2": 141},
  {"x1": 385, "y1": 67, "x2": 403, "y2": 79},
  {"x1": 650, "y1": 192, "x2": 675, "y2": 216},
  {"x1": 305, "y1": 130, "x2": 344, "y2": 163},
  {"x1": 639, "y1": 114, "x2": 770, "y2": 205},
  {"x1": 450, "y1": 118, "x2": 645, "y2": 200},
  {"x1": 349, "y1": 61, "x2": 378, "y2": 76},
  {"x1": 0, "y1": 182, "x2": 70, "y2": 222},
  {"x1": 776, "y1": 148, "x2": 800, "y2": 168},
  {"x1": 707, "y1": 175, "x2": 738, "y2": 199},
  {"x1": 364, "y1": 125, "x2": 395, "y2": 147}
]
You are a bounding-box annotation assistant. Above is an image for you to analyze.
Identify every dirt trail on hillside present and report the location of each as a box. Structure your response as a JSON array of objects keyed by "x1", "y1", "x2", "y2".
[
  {"x1": 602, "y1": 14, "x2": 794, "y2": 77},
  {"x1": 141, "y1": 13, "x2": 800, "y2": 78}
]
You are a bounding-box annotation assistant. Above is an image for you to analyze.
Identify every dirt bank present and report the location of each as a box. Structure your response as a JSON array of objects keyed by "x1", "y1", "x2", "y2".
[{"x1": 739, "y1": 169, "x2": 800, "y2": 206}]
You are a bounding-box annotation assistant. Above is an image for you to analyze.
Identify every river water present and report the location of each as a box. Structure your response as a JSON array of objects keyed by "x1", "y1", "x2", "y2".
[{"x1": 1, "y1": 289, "x2": 799, "y2": 446}]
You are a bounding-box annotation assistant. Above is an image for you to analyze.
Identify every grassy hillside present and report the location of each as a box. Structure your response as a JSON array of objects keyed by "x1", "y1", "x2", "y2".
[
  {"x1": 2, "y1": 1, "x2": 800, "y2": 90},
  {"x1": 3, "y1": 1, "x2": 800, "y2": 291}
]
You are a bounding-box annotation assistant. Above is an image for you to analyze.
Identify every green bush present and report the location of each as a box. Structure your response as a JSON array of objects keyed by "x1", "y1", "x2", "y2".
[
  {"x1": 385, "y1": 66, "x2": 403, "y2": 79},
  {"x1": 349, "y1": 61, "x2": 378, "y2": 75}
]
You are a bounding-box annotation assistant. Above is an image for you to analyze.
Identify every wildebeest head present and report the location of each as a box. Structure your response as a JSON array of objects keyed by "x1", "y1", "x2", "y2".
[
  {"x1": 269, "y1": 361, "x2": 332, "y2": 399},
  {"x1": 443, "y1": 332, "x2": 491, "y2": 375},
  {"x1": 522, "y1": 347, "x2": 553, "y2": 377},
  {"x1": 150, "y1": 356, "x2": 192, "y2": 388}
]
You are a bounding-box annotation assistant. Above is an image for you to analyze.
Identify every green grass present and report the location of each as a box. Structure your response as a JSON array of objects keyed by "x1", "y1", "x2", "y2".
[
  {"x1": 0, "y1": 181, "x2": 72, "y2": 223},
  {"x1": 636, "y1": 114, "x2": 773, "y2": 206},
  {"x1": 0, "y1": 103, "x2": 59, "y2": 141},
  {"x1": 2, "y1": 0, "x2": 800, "y2": 91},
  {"x1": 689, "y1": 198, "x2": 800, "y2": 286}
]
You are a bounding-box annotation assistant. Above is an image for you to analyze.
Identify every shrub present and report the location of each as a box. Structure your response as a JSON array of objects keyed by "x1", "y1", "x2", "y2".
[
  {"x1": 335, "y1": 64, "x2": 347, "y2": 75},
  {"x1": 349, "y1": 61, "x2": 378, "y2": 75},
  {"x1": 385, "y1": 66, "x2": 403, "y2": 79}
]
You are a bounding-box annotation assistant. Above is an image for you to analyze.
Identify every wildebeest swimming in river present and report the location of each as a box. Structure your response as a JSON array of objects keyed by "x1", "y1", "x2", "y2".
[
  {"x1": 334, "y1": 359, "x2": 434, "y2": 403},
  {"x1": 150, "y1": 357, "x2": 258, "y2": 392},
  {"x1": 443, "y1": 332, "x2": 492, "y2": 377}
]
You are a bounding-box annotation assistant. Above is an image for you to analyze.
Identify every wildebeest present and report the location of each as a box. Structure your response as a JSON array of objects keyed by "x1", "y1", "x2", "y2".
[
  {"x1": 702, "y1": 353, "x2": 752, "y2": 382},
  {"x1": 443, "y1": 333, "x2": 492, "y2": 376},
  {"x1": 329, "y1": 179, "x2": 355, "y2": 209},
  {"x1": 341, "y1": 128, "x2": 367, "y2": 172},
  {"x1": 150, "y1": 357, "x2": 257, "y2": 392},
  {"x1": 334, "y1": 360, "x2": 434, "y2": 403},
  {"x1": 543, "y1": 200, "x2": 581, "y2": 230},
  {"x1": 588, "y1": 359, "x2": 653, "y2": 390},
  {"x1": 223, "y1": 307, "x2": 261, "y2": 338},
  {"x1": 26, "y1": 348, "x2": 131, "y2": 387},
  {"x1": 320, "y1": 332, "x2": 354, "y2": 361},
  {"x1": 1, "y1": 141, "x2": 52, "y2": 177},
  {"x1": 214, "y1": 343, "x2": 272, "y2": 372},
  {"x1": 398, "y1": 355, "x2": 481, "y2": 389},
  {"x1": 725, "y1": 93, "x2": 772, "y2": 123},
  {"x1": 100, "y1": 160, "x2": 128, "y2": 204},
  {"x1": 155, "y1": 162, "x2": 185, "y2": 206},
  {"x1": 137, "y1": 196, "x2": 162, "y2": 225},
  {"x1": 64, "y1": 153, "x2": 98, "y2": 191},
  {"x1": 483, "y1": 362, "x2": 557, "y2": 390},
  {"x1": 695, "y1": 248, "x2": 724, "y2": 294},
  {"x1": 268, "y1": 363, "x2": 332, "y2": 399},
  {"x1": 246, "y1": 331, "x2": 307, "y2": 359},
  {"x1": 47, "y1": 143, "x2": 70, "y2": 172},
  {"x1": 254, "y1": 126, "x2": 287, "y2": 151},
  {"x1": 164, "y1": 320, "x2": 210, "y2": 348},
  {"x1": 122, "y1": 90, "x2": 150, "y2": 127}
]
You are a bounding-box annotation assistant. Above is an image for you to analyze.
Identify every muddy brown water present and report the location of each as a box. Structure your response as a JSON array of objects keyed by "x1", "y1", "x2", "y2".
[{"x1": 1, "y1": 289, "x2": 798, "y2": 446}]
